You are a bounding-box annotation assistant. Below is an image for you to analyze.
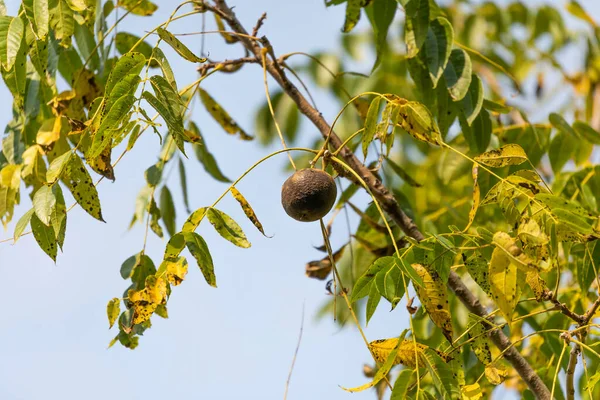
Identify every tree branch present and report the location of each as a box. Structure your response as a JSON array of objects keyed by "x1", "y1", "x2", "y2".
[
  {"x1": 566, "y1": 344, "x2": 580, "y2": 400},
  {"x1": 209, "y1": 1, "x2": 551, "y2": 398}
]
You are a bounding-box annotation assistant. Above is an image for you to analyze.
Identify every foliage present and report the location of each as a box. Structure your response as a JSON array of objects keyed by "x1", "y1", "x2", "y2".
[{"x1": 2, "y1": 0, "x2": 600, "y2": 398}]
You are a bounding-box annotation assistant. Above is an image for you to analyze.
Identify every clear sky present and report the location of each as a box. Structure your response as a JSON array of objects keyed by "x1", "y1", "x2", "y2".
[{"x1": 0, "y1": 1, "x2": 598, "y2": 400}]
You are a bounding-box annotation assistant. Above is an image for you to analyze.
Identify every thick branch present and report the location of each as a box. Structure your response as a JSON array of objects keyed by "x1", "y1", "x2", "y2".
[{"x1": 210, "y1": 1, "x2": 551, "y2": 398}]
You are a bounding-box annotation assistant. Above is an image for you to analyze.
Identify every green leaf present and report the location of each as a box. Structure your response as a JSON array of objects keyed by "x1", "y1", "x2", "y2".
[
  {"x1": 549, "y1": 131, "x2": 576, "y2": 174},
  {"x1": 385, "y1": 156, "x2": 421, "y2": 187},
  {"x1": 396, "y1": 256, "x2": 423, "y2": 287},
  {"x1": 31, "y1": 212, "x2": 58, "y2": 261},
  {"x1": 178, "y1": 158, "x2": 190, "y2": 213},
  {"x1": 390, "y1": 369, "x2": 414, "y2": 400},
  {"x1": 46, "y1": 151, "x2": 72, "y2": 184},
  {"x1": 63, "y1": 155, "x2": 104, "y2": 222},
  {"x1": 13, "y1": 208, "x2": 34, "y2": 243},
  {"x1": 365, "y1": 0, "x2": 396, "y2": 71},
  {"x1": 33, "y1": 185, "x2": 56, "y2": 226},
  {"x1": 566, "y1": 1, "x2": 595, "y2": 26},
  {"x1": 144, "y1": 163, "x2": 163, "y2": 187},
  {"x1": 160, "y1": 186, "x2": 176, "y2": 237},
  {"x1": 483, "y1": 99, "x2": 512, "y2": 114},
  {"x1": 0, "y1": 16, "x2": 24, "y2": 70},
  {"x1": 573, "y1": 121, "x2": 600, "y2": 145},
  {"x1": 183, "y1": 232, "x2": 216, "y2": 287},
  {"x1": 157, "y1": 27, "x2": 206, "y2": 63},
  {"x1": 342, "y1": 0, "x2": 365, "y2": 33},
  {"x1": 365, "y1": 282, "x2": 381, "y2": 325},
  {"x1": 404, "y1": 0, "x2": 429, "y2": 58},
  {"x1": 549, "y1": 113, "x2": 577, "y2": 137},
  {"x1": 89, "y1": 94, "x2": 137, "y2": 159},
  {"x1": 115, "y1": 32, "x2": 157, "y2": 67},
  {"x1": 0, "y1": 1, "x2": 5, "y2": 16},
  {"x1": 74, "y1": 22, "x2": 99, "y2": 70},
  {"x1": 422, "y1": 17, "x2": 453, "y2": 87},
  {"x1": 105, "y1": 52, "x2": 146, "y2": 97},
  {"x1": 422, "y1": 350, "x2": 461, "y2": 399},
  {"x1": 49, "y1": 0, "x2": 74, "y2": 47},
  {"x1": 182, "y1": 207, "x2": 207, "y2": 232},
  {"x1": 198, "y1": 88, "x2": 253, "y2": 141},
  {"x1": 397, "y1": 100, "x2": 441, "y2": 145},
  {"x1": 117, "y1": 0, "x2": 157, "y2": 16},
  {"x1": 164, "y1": 232, "x2": 186, "y2": 260},
  {"x1": 444, "y1": 48, "x2": 472, "y2": 101},
  {"x1": 189, "y1": 122, "x2": 230, "y2": 182},
  {"x1": 107, "y1": 298, "x2": 120, "y2": 329},
  {"x1": 459, "y1": 74, "x2": 484, "y2": 126},
  {"x1": 50, "y1": 184, "x2": 66, "y2": 248},
  {"x1": 351, "y1": 256, "x2": 395, "y2": 302},
  {"x1": 151, "y1": 47, "x2": 176, "y2": 89},
  {"x1": 474, "y1": 144, "x2": 528, "y2": 168},
  {"x1": 206, "y1": 208, "x2": 251, "y2": 248},
  {"x1": 362, "y1": 96, "x2": 382, "y2": 158},
  {"x1": 149, "y1": 195, "x2": 163, "y2": 238},
  {"x1": 460, "y1": 108, "x2": 491, "y2": 154},
  {"x1": 464, "y1": 251, "x2": 492, "y2": 297}
]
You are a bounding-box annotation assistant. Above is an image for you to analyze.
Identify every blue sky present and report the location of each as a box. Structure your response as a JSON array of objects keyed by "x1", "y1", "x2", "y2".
[{"x1": 0, "y1": 1, "x2": 599, "y2": 399}]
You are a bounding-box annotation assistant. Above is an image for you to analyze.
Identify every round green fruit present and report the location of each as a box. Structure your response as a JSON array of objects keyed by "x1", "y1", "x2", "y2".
[{"x1": 281, "y1": 169, "x2": 337, "y2": 222}]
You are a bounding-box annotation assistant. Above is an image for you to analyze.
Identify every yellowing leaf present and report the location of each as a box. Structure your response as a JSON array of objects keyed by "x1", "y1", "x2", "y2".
[
  {"x1": 159, "y1": 256, "x2": 188, "y2": 286},
  {"x1": 231, "y1": 187, "x2": 268, "y2": 237},
  {"x1": 489, "y1": 247, "x2": 519, "y2": 323},
  {"x1": 206, "y1": 207, "x2": 251, "y2": 248},
  {"x1": 369, "y1": 338, "x2": 428, "y2": 369},
  {"x1": 413, "y1": 263, "x2": 453, "y2": 342},
  {"x1": 342, "y1": 0, "x2": 372, "y2": 33},
  {"x1": 525, "y1": 270, "x2": 548, "y2": 301},
  {"x1": 461, "y1": 383, "x2": 483, "y2": 400},
  {"x1": 107, "y1": 298, "x2": 120, "y2": 329},
  {"x1": 484, "y1": 364, "x2": 508, "y2": 385},
  {"x1": 182, "y1": 207, "x2": 208, "y2": 232},
  {"x1": 465, "y1": 163, "x2": 480, "y2": 231},
  {"x1": 396, "y1": 100, "x2": 441, "y2": 145},
  {"x1": 157, "y1": 27, "x2": 206, "y2": 63},
  {"x1": 463, "y1": 252, "x2": 492, "y2": 297},
  {"x1": 492, "y1": 231, "x2": 537, "y2": 272},
  {"x1": 198, "y1": 88, "x2": 252, "y2": 140},
  {"x1": 63, "y1": 155, "x2": 104, "y2": 221},
  {"x1": 467, "y1": 313, "x2": 493, "y2": 365},
  {"x1": 362, "y1": 96, "x2": 382, "y2": 159},
  {"x1": 474, "y1": 144, "x2": 528, "y2": 167},
  {"x1": 117, "y1": 0, "x2": 157, "y2": 16}
]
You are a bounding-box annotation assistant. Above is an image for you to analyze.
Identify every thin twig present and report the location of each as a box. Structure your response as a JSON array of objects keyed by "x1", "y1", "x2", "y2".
[
  {"x1": 252, "y1": 12, "x2": 267, "y2": 37},
  {"x1": 566, "y1": 344, "x2": 580, "y2": 400},
  {"x1": 283, "y1": 303, "x2": 305, "y2": 400}
]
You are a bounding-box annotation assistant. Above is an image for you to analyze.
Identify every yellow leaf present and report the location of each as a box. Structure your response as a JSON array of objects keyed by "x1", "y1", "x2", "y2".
[
  {"x1": 160, "y1": 256, "x2": 188, "y2": 286},
  {"x1": 484, "y1": 364, "x2": 508, "y2": 385},
  {"x1": 412, "y1": 263, "x2": 453, "y2": 342},
  {"x1": 369, "y1": 338, "x2": 428, "y2": 369},
  {"x1": 396, "y1": 100, "x2": 441, "y2": 145},
  {"x1": 461, "y1": 383, "x2": 483, "y2": 399},
  {"x1": 231, "y1": 187, "x2": 268, "y2": 237},
  {"x1": 492, "y1": 231, "x2": 537, "y2": 272},
  {"x1": 127, "y1": 275, "x2": 167, "y2": 324},
  {"x1": 474, "y1": 144, "x2": 528, "y2": 167},
  {"x1": 465, "y1": 163, "x2": 480, "y2": 231},
  {"x1": 525, "y1": 270, "x2": 548, "y2": 301},
  {"x1": 489, "y1": 248, "x2": 519, "y2": 323},
  {"x1": 106, "y1": 298, "x2": 120, "y2": 329}
]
